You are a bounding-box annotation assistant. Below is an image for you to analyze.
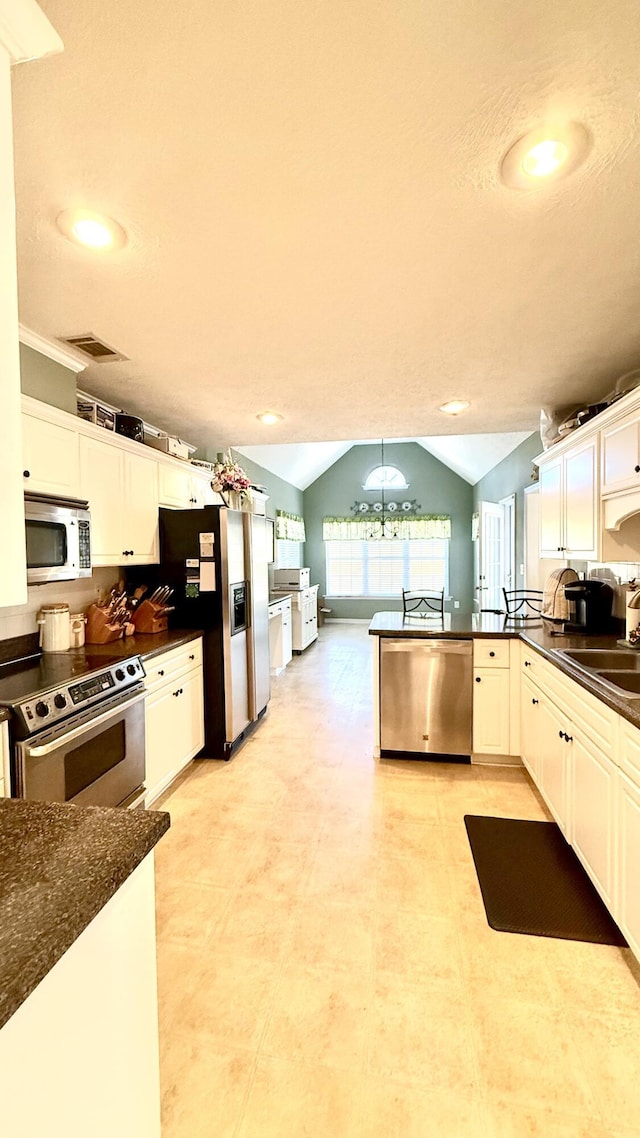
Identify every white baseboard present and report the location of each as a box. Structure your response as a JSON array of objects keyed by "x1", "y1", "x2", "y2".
[
  {"x1": 471, "y1": 753, "x2": 523, "y2": 767},
  {"x1": 324, "y1": 618, "x2": 371, "y2": 624}
]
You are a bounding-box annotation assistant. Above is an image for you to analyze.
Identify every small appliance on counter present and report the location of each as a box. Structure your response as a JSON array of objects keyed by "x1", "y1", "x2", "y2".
[
  {"x1": 114, "y1": 413, "x2": 144, "y2": 442},
  {"x1": 37, "y1": 603, "x2": 71, "y2": 652},
  {"x1": 562, "y1": 579, "x2": 615, "y2": 634},
  {"x1": 273, "y1": 567, "x2": 310, "y2": 590}
]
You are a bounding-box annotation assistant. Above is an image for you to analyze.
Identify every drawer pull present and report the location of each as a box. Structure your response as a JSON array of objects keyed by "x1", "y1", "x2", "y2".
[
  {"x1": 158, "y1": 669, "x2": 165, "y2": 676},
  {"x1": 189, "y1": 654, "x2": 195, "y2": 660},
  {"x1": 173, "y1": 687, "x2": 183, "y2": 697},
  {"x1": 524, "y1": 660, "x2": 531, "y2": 667},
  {"x1": 532, "y1": 698, "x2": 538, "y2": 705},
  {"x1": 475, "y1": 676, "x2": 481, "y2": 683},
  {"x1": 489, "y1": 650, "x2": 495, "y2": 657},
  {"x1": 635, "y1": 465, "x2": 640, "y2": 474},
  {"x1": 23, "y1": 469, "x2": 30, "y2": 478}
]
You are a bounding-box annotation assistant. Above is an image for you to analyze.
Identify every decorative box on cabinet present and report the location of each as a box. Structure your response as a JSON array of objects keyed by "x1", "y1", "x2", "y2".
[
  {"x1": 79, "y1": 435, "x2": 159, "y2": 565},
  {"x1": 144, "y1": 639, "x2": 204, "y2": 803}
]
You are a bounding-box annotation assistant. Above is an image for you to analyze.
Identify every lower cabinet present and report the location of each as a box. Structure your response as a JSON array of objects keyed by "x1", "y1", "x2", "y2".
[
  {"x1": 274, "y1": 586, "x2": 318, "y2": 653},
  {"x1": 617, "y1": 769, "x2": 640, "y2": 960},
  {"x1": 268, "y1": 597, "x2": 292, "y2": 675},
  {"x1": 473, "y1": 669, "x2": 510, "y2": 754},
  {"x1": 144, "y1": 639, "x2": 204, "y2": 804},
  {"x1": 571, "y1": 728, "x2": 617, "y2": 910}
]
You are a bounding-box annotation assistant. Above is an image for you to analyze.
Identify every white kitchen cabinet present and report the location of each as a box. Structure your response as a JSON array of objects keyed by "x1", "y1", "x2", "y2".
[
  {"x1": 520, "y1": 675, "x2": 542, "y2": 779},
  {"x1": 144, "y1": 639, "x2": 204, "y2": 803},
  {"x1": 22, "y1": 409, "x2": 80, "y2": 498},
  {"x1": 571, "y1": 728, "x2": 617, "y2": 910},
  {"x1": 0, "y1": 856, "x2": 161, "y2": 1138},
  {"x1": 536, "y1": 694, "x2": 570, "y2": 835},
  {"x1": 472, "y1": 639, "x2": 520, "y2": 759},
  {"x1": 79, "y1": 435, "x2": 159, "y2": 565},
  {"x1": 538, "y1": 436, "x2": 599, "y2": 559},
  {"x1": 0, "y1": 719, "x2": 9, "y2": 797},
  {"x1": 473, "y1": 669, "x2": 510, "y2": 755},
  {"x1": 0, "y1": 5, "x2": 62, "y2": 608},
  {"x1": 617, "y1": 769, "x2": 640, "y2": 960},
  {"x1": 157, "y1": 462, "x2": 216, "y2": 510},
  {"x1": 601, "y1": 411, "x2": 640, "y2": 496},
  {"x1": 268, "y1": 596, "x2": 292, "y2": 675},
  {"x1": 273, "y1": 585, "x2": 318, "y2": 653}
]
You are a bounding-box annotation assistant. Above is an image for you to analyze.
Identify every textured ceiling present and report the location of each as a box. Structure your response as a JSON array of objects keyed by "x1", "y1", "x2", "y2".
[{"x1": 10, "y1": 0, "x2": 640, "y2": 452}]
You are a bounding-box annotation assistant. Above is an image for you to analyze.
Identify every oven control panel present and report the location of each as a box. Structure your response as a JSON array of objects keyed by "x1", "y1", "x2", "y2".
[{"x1": 13, "y1": 656, "x2": 146, "y2": 737}]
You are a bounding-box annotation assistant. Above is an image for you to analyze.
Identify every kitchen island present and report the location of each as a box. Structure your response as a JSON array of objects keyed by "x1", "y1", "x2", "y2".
[{"x1": 0, "y1": 798, "x2": 169, "y2": 1137}]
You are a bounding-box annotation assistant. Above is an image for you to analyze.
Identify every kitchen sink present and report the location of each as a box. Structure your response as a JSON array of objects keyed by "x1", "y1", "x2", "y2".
[
  {"x1": 596, "y1": 671, "x2": 640, "y2": 694},
  {"x1": 562, "y1": 649, "x2": 640, "y2": 672}
]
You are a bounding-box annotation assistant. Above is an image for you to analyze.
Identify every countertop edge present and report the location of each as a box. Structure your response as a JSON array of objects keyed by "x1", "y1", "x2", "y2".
[{"x1": 0, "y1": 802, "x2": 170, "y2": 1031}]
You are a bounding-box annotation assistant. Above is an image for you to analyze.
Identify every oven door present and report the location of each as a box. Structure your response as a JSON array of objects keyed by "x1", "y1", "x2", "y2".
[{"x1": 13, "y1": 686, "x2": 146, "y2": 808}]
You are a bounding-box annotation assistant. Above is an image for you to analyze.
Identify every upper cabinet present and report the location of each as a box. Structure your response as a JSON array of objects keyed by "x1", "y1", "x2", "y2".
[
  {"x1": 22, "y1": 409, "x2": 80, "y2": 498},
  {"x1": 601, "y1": 412, "x2": 640, "y2": 497},
  {"x1": 0, "y1": 2, "x2": 62, "y2": 609},
  {"x1": 538, "y1": 437, "x2": 599, "y2": 560},
  {"x1": 158, "y1": 461, "x2": 218, "y2": 510},
  {"x1": 79, "y1": 435, "x2": 159, "y2": 566}
]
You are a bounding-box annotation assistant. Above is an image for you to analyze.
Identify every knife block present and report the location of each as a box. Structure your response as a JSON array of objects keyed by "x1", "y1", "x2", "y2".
[
  {"x1": 131, "y1": 600, "x2": 168, "y2": 634},
  {"x1": 85, "y1": 604, "x2": 125, "y2": 644}
]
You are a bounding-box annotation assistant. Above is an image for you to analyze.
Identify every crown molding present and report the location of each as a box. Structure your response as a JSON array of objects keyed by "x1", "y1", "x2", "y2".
[
  {"x1": 19, "y1": 325, "x2": 87, "y2": 373},
  {"x1": 0, "y1": 0, "x2": 63, "y2": 64}
]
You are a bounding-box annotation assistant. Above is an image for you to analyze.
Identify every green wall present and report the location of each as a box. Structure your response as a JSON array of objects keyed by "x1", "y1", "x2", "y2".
[
  {"x1": 204, "y1": 448, "x2": 304, "y2": 521},
  {"x1": 303, "y1": 441, "x2": 474, "y2": 619},
  {"x1": 473, "y1": 433, "x2": 540, "y2": 586},
  {"x1": 19, "y1": 344, "x2": 78, "y2": 413}
]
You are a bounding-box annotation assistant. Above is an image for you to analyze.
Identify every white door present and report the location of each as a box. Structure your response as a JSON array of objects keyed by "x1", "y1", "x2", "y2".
[{"x1": 477, "y1": 501, "x2": 504, "y2": 611}]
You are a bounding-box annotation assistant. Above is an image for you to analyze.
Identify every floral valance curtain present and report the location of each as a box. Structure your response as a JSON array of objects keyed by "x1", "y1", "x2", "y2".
[
  {"x1": 276, "y1": 510, "x2": 306, "y2": 542},
  {"x1": 322, "y1": 515, "x2": 451, "y2": 541}
]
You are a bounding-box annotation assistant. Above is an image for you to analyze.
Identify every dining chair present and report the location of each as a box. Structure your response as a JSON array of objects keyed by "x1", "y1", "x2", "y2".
[
  {"x1": 401, "y1": 588, "x2": 445, "y2": 617},
  {"x1": 502, "y1": 588, "x2": 544, "y2": 618}
]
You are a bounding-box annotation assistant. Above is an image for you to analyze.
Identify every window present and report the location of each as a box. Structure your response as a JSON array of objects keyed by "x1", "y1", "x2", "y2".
[
  {"x1": 276, "y1": 539, "x2": 302, "y2": 569},
  {"x1": 325, "y1": 538, "x2": 449, "y2": 597},
  {"x1": 362, "y1": 464, "x2": 408, "y2": 491}
]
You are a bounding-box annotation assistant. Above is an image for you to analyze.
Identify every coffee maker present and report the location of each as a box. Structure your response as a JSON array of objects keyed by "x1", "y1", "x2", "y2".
[{"x1": 562, "y1": 580, "x2": 614, "y2": 634}]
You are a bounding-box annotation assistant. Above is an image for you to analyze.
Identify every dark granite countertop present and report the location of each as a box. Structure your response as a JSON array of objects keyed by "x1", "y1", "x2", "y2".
[
  {"x1": 77, "y1": 627, "x2": 203, "y2": 664},
  {"x1": 368, "y1": 611, "x2": 527, "y2": 638},
  {"x1": 0, "y1": 799, "x2": 169, "y2": 1030},
  {"x1": 368, "y1": 611, "x2": 640, "y2": 730}
]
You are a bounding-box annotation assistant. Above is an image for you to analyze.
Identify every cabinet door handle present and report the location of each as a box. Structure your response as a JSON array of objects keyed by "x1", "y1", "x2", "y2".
[
  {"x1": 565, "y1": 734, "x2": 573, "y2": 743},
  {"x1": 173, "y1": 687, "x2": 183, "y2": 697},
  {"x1": 158, "y1": 669, "x2": 165, "y2": 676},
  {"x1": 532, "y1": 698, "x2": 538, "y2": 705},
  {"x1": 23, "y1": 469, "x2": 30, "y2": 478},
  {"x1": 524, "y1": 660, "x2": 531, "y2": 667},
  {"x1": 489, "y1": 651, "x2": 495, "y2": 657},
  {"x1": 559, "y1": 730, "x2": 564, "y2": 739},
  {"x1": 189, "y1": 654, "x2": 195, "y2": 660},
  {"x1": 635, "y1": 465, "x2": 640, "y2": 474},
  {"x1": 475, "y1": 676, "x2": 481, "y2": 683}
]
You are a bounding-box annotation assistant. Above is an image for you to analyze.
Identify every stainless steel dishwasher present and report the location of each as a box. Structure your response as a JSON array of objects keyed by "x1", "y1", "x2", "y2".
[{"x1": 380, "y1": 638, "x2": 472, "y2": 757}]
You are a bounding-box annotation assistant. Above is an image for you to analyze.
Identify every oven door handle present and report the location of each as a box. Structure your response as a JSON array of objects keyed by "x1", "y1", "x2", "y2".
[{"x1": 24, "y1": 689, "x2": 147, "y2": 757}]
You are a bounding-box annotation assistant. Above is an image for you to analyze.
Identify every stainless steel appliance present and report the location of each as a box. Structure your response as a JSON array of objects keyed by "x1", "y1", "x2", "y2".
[
  {"x1": 380, "y1": 639, "x2": 472, "y2": 757},
  {"x1": 0, "y1": 652, "x2": 146, "y2": 807},
  {"x1": 149, "y1": 505, "x2": 271, "y2": 759},
  {"x1": 25, "y1": 492, "x2": 92, "y2": 585}
]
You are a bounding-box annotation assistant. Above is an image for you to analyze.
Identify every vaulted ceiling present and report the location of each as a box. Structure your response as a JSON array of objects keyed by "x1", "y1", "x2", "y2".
[{"x1": 11, "y1": 1, "x2": 640, "y2": 453}]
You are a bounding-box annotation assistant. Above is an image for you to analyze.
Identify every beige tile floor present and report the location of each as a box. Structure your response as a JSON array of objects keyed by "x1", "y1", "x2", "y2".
[{"x1": 155, "y1": 624, "x2": 640, "y2": 1137}]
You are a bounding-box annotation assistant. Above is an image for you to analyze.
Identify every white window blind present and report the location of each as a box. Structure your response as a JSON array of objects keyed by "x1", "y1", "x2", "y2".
[
  {"x1": 276, "y1": 539, "x2": 302, "y2": 569},
  {"x1": 325, "y1": 539, "x2": 449, "y2": 597}
]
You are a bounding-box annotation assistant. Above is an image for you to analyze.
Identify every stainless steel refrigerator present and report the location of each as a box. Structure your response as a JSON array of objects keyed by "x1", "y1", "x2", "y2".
[{"x1": 157, "y1": 505, "x2": 271, "y2": 759}]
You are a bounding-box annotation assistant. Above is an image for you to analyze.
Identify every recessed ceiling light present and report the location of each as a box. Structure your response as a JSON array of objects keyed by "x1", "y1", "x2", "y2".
[
  {"x1": 56, "y1": 209, "x2": 127, "y2": 250},
  {"x1": 256, "y1": 411, "x2": 283, "y2": 425},
  {"x1": 439, "y1": 400, "x2": 470, "y2": 415},
  {"x1": 501, "y1": 123, "x2": 590, "y2": 190}
]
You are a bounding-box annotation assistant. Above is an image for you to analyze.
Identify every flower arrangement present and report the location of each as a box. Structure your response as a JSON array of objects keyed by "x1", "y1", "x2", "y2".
[{"x1": 211, "y1": 452, "x2": 251, "y2": 505}]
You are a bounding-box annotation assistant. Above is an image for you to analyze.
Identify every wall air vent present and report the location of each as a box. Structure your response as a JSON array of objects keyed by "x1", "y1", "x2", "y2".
[{"x1": 59, "y1": 334, "x2": 128, "y2": 363}]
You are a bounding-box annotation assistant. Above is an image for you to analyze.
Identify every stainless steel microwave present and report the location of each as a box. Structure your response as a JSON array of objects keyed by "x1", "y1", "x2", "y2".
[{"x1": 25, "y1": 492, "x2": 92, "y2": 584}]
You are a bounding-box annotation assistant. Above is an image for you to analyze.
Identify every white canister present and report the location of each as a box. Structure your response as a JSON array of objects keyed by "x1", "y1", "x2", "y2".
[
  {"x1": 37, "y1": 603, "x2": 71, "y2": 652},
  {"x1": 69, "y1": 612, "x2": 87, "y2": 648}
]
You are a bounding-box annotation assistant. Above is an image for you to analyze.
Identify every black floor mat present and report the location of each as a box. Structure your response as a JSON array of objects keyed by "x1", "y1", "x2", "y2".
[{"x1": 464, "y1": 814, "x2": 627, "y2": 945}]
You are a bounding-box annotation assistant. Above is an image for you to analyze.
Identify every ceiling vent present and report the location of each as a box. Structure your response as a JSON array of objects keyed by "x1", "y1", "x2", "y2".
[{"x1": 59, "y1": 334, "x2": 128, "y2": 362}]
